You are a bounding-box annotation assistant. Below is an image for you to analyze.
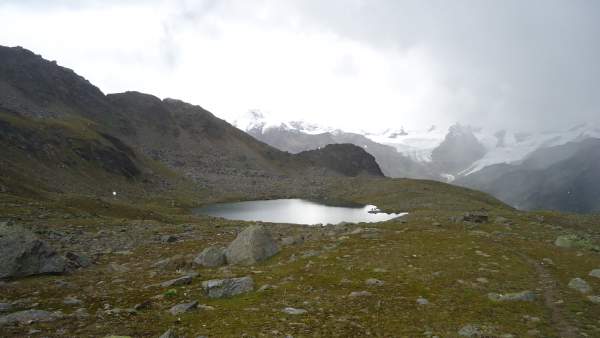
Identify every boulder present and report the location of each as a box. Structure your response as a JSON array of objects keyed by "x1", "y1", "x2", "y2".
[
  {"x1": 225, "y1": 225, "x2": 279, "y2": 266},
  {"x1": 201, "y1": 276, "x2": 254, "y2": 299},
  {"x1": 0, "y1": 224, "x2": 67, "y2": 279},
  {"x1": 194, "y1": 246, "x2": 226, "y2": 267},
  {"x1": 0, "y1": 309, "x2": 63, "y2": 326}
]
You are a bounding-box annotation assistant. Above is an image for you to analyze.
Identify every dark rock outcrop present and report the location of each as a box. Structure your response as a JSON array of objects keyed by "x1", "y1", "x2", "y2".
[{"x1": 295, "y1": 144, "x2": 385, "y2": 177}]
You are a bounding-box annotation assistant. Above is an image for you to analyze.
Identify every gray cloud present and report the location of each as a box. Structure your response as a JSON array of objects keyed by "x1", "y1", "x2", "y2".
[{"x1": 2, "y1": 0, "x2": 599, "y2": 132}]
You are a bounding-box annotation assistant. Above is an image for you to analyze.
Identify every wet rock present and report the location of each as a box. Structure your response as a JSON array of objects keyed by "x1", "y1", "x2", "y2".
[
  {"x1": 225, "y1": 225, "x2": 279, "y2": 266},
  {"x1": 168, "y1": 301, "x2": 198, "y2": 315},
  {"x1": 0, "y1": 224, "x2": 67, "y2": 279},
  {"x1": 193, "y1": 246, "x2": 226, "y2": 268},
  {"x1": 202, "y1": 276, "x2": 254, "y2": 299},
  {"x1": 568, "y1": 278, "x2": 591, "y2": 294},
  {"x1": 0, "y1": 309, "x2": 63, "y2": 326},
  {"x1": 281, "y1": 307, "x2": 307, "y2": 315},
  {"x1": 488, "y1": 291, "x2": 536, "y2": 302}
]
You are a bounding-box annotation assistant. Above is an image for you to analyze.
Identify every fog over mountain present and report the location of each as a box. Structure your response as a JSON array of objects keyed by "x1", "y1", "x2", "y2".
[{"x1": 1, "y1": 0, "x2": 599, "y2": 132}]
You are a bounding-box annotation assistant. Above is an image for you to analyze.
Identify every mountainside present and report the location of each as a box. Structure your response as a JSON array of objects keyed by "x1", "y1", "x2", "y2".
[
  {"x1": 456, "y1": 138, "x2": 600, "y2": 213},
  {"x1": 0, "y1": 46, "x2": 385, "y2": 202}
]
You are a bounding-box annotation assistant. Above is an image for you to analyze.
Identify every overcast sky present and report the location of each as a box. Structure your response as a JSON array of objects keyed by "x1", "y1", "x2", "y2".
[{"x1": 1, "y1": 0, "x2": 599, "y2": 132}]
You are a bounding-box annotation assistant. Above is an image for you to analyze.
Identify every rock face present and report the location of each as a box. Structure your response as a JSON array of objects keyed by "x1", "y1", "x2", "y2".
[
  {"x1": 201, "y1": 276, "x2": 254, "y2": 299},
  {"x1": 194, "y1": 246, "x2": 226, "y2": 267},
  {"x1": 0, "y1": 224, "x2": 67, "y2": 279},
  {"x1": 0, "y1": 310, "x2": 62, "y2": 326},
  {"x1": 225, "y1": 226, "x2": 279, "y2": 266}
]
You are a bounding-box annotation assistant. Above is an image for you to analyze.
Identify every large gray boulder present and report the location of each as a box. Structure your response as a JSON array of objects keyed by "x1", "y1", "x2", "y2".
[
  {"x1": 201, "y1": 276, "x2": 254, "y2": 299},
  {"x1": 0, "y1": 224, "x2": 67, "y2": 279},
  {"x1": 194, "y1": 246, "x2": 226, "y2": 267},
  {"x1": 225, "y1": 225, "x2": 279, "y2": 266}
]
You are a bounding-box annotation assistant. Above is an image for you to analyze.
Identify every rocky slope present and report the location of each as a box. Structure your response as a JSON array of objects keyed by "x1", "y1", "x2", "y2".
[{"x1": 0, "y1": 45, "x2": 383, "y2": 202}]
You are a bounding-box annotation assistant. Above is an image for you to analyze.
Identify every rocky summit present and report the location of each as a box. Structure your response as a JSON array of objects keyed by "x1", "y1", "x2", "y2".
[{"x1": 0, "y1": 44, "x2": 599, "y2": 338}]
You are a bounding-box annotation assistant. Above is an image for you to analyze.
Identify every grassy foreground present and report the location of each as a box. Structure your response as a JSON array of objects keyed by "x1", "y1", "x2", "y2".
[{"x1": 1, "y1": 178, "x2": 600, "y2": 337}]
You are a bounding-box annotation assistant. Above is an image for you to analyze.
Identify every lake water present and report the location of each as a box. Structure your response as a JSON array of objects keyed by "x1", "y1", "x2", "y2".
[{"x1": 195, "y1": 199, "x2": 407, "y2": 225}]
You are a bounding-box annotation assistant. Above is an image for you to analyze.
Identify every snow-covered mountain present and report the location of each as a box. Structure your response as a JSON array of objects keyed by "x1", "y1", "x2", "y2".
[
  {"x1": 231, "y1": 111, "x2": 600, "y2": 182},
  {"x1": 462, "y1": 123, "x2": 600, "y2": 176}
]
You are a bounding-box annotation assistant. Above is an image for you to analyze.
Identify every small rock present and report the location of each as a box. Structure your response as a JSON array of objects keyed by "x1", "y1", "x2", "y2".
[
  {"x1": 587, "y1": 295, "x2": 600, "y2": 304},
  {"x1": 65, "y1": 252, "x2": 92, "y2": 269},
  {"x1": 63, "y1": 296, "x2": 83, "y2": 305},
  {"x1": 462, "y1": 212, "x2": 489, "y2": 223},
  {"x1": 168, "y1": 301, "x2": 198, "y2": 315},
  {"x1": 281, "y1": 307, "x2": 307, "y2": 315},
  {"x1": 416, "y1": 297, "x2": 429, "y2": 305},
  {"x1": 193, "y1": 246, "x2": 226, "y2": 268},
  {"x1": 161, "y1": 235, "x2": 178, "y2": 243},
  {"x1": 476, "y1": 277, "x2": 489, "y2": 284},
  {"x1": 0, "y1": 309, "x2": 62, "y2": 326},
  {"x1": 488, "y1": 291, "x2": 536, "y2": 302},
  {"x1": 160, "y1": 275, "x2": 194, "y2": 288},
  {"x1": 0, "y1": 303, "x2": 11, "y2": 313},
  {"x1": 349, "y1": 291, "x2": 372, "y2": 298},
  {"x1": 541, "y1": 258, "x2": 554, "y2": 266},
  {"x1": 365, "y1": 278, "x2": 384, "y2": 287},
  {"x1": 568, "y1": 278, "x2": 591, "y2": 294},
  {"x1": 589, "y1": 269, "x2": 600, "y2": 279},
  {"x1": 108, "y1": 262, "x2": 130, "y2": 273},
  {"x1": 133, "y1": 300, "x2": 152, "y2": 311},
  {"x1": 159, "y1": 328, "x2": 178, "y2": 338},
  {"x1": 458, "y1": 324, "x2": 483, "y2": 337},
  {"x1": 201, "y1": 276, "x2": 254, "y2": 299}
]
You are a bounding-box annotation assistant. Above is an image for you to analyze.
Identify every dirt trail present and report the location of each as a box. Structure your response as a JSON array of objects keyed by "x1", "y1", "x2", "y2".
[{"x1": 518, "y1": 253, "x2": 579, "y2": 338}]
